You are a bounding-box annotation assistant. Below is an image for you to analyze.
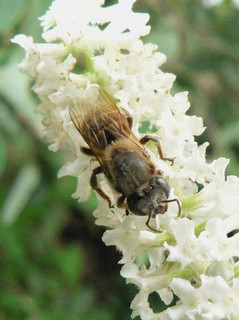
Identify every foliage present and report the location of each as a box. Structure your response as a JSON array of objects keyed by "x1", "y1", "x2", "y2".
[{"x1": 0, "y1": 0, "x2": 238, "y2": 319}]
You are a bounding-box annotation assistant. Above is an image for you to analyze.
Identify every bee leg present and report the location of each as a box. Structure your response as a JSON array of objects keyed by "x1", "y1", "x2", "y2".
[
  {"x1": 123, "y1": 109, "x2": 133, "y2": 129},
  {"x1": 80, "y1": 147, "x2": 94, "y2": 156},
  {"x1": 117, "y1": 195, "x2": 130, "y2": 216},
  {"x1": 140, "y1": 135, "x2": 174, "y2": 165},
  {"x1": 146, "y1": 211, "x2": 160, "y2": 232},
  {"x1": 90, "y1": 166, "x2": 113, "y2": 208}
]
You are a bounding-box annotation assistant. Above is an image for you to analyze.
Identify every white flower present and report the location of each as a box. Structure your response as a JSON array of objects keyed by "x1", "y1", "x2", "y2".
[
  {"x1": 167, "y1": 275, "x2": 239, "y2": 320},
  {"x1": 13, "y1": 0, "x2": 239, "y2": 319},
  {"x1": 199, "y1": 217, "x2": 239, "y2": 261},
  {"x1": 164, "y1": 218, "x2": 208, "y2": 268},
  {"x1": 40, "y1": 0, "x2": 150, "y2": 46}
]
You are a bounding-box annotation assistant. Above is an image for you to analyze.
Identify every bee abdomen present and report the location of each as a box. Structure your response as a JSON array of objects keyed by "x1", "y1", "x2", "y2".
[{"x1": 109, "y1": 147, "x2": 152, "y2": 196}]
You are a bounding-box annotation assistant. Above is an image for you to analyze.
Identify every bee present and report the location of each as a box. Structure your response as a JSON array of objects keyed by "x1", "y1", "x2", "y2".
[{"x1": 69, "y1": 87, "x2": 181, "y2": 231}]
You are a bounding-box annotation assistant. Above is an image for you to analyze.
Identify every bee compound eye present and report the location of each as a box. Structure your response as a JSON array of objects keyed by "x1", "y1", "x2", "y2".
[
  {"x1": 155, "y1": 177, "x2": 170, "y2": 198},
  {"x1": 156, "y1": 177, "x2": 165, "y2": 185}
]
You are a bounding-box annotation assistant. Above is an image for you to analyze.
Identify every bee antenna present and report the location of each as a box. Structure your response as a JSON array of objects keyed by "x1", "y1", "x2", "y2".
[{"x1": 161, "y1": 198, "x2": 181, "y2": 217}]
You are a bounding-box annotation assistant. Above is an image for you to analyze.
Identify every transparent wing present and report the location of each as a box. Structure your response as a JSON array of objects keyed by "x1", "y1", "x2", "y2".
[{"x1": 69, "y1": 87, "x2": 132, "y2": 150}]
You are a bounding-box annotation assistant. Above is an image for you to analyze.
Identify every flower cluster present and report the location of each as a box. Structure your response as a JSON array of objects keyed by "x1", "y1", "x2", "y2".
[{"x1": 13, "y1": 0, "x2": 239, "y2": 319}]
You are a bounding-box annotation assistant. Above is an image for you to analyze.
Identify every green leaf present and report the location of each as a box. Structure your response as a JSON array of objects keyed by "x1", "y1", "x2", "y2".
[
  {"x1": 0, "y1": 132, "x2": 7, "y2": 177},
  {"x1": 219, "y1": 119, "x2": 239, "y2": 147},
  {"x1": 0, "y1": 55, "x2": 39, "y2": 128},
  {"x1": 57, "y1": 245, "x2": 85, "y2": 284},
  {"x1": 1, "y1": 162, "x2": 41, "y2": 225},
  {"x1": 0, "y1": 0, "x2": 28, "y2": 34}
]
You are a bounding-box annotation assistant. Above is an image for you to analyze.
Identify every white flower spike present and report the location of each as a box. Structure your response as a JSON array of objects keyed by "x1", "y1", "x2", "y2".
[{"x1": 12, "y1": 0, "x2": 239, "y2": 319}]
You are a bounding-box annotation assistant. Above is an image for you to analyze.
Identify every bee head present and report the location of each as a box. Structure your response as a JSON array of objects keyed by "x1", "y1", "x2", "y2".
[{"x1": 127, "y1": 176, "x2": 170, "y2": 216}]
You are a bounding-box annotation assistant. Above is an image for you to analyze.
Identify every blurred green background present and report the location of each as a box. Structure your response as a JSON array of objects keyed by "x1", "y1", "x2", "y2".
[{"x1": 0, "y1": 0, "x2": 239, "y2": 319}]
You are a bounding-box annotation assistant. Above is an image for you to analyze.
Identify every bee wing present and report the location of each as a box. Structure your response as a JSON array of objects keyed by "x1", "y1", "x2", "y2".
[
  {"x1": 97, "y1": 87, "x2": 117, "y2": 108},
  {"x1": 69, "y1": 88, "x2": 116, "y2": 131},
  {"x1": 69, "y1": 88, "x2": 132, "y2": 148},
  {"x1": 69, "y1": 87, "x2": 149, "y2": 168},
  {"x1": 69, "y1": 97, "x2": 95, "y2": 134}
]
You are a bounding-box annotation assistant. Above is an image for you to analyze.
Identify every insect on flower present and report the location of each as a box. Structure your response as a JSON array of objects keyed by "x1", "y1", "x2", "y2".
[{"x1": 69, "y1": 87, "x2": 181, "y2": 231}]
